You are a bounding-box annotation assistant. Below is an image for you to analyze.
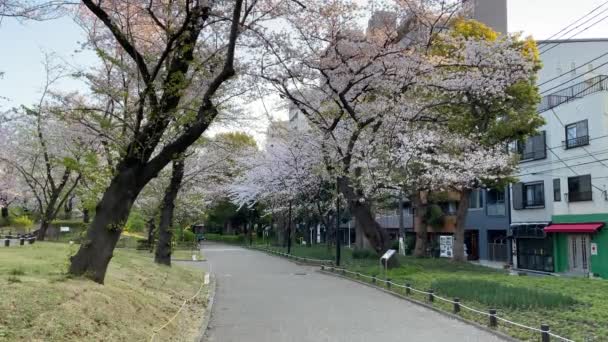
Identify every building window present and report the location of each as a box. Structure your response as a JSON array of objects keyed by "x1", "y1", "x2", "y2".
[
  {"x1": 486, "y1": 189, "x2": 506, "y2": 216},
  {"x1": 568, "y1": 175, "x2": 592, "y2": 202},
  {"x1": 525, "y1": 182, "x2": 545, "y2": 207},
  {"x1": 516, "y1": 131, "x2": 546, "y2": 161},
  {"x1": 565, "y1": 120, "x2": 589, "y2": 149},
  {"x1": 553, "y1": 178, "x2": 561, "y2": 202},
  {"x1": 513, "y1": 182, "x2": 545, "y2": 209},
  {"x1": 468, "y1": 189, "x2": 483, "y2": 209}
]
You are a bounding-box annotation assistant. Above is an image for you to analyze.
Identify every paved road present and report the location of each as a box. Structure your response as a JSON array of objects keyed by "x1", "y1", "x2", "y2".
[{"x1": 195, "y1": 243, "x2": 504, "y2": 342}]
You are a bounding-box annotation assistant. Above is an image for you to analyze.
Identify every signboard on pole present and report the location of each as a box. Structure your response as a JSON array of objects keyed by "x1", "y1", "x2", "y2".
[
  {"x1": 439, "y1": 235, "x2": 453, "y2": 258},
  {"x1": 60, "y1": 226, "x2": 70, "y2": 233}
]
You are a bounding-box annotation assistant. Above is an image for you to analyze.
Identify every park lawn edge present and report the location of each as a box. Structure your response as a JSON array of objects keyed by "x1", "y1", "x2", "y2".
[{"x1": 0, "y1": 242, "x2": 208, "y2": 342}]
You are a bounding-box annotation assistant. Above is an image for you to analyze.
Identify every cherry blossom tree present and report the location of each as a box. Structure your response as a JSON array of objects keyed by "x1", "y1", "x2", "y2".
[
  {"x1": 62, "y1": 0, "x2": 286, "y2": 283},
  {"x1": 248, "y1": 0, "x2": 540, "y2": 259}
]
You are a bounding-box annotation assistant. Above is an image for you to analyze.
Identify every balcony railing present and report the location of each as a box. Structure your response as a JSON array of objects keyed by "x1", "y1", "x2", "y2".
[
  {"x1": 538, "y1": 75, "x2": 608, "y2": 113},
  {"x1": 565, "y1": 135, "x2": 590, "y2": 149},
  {"x1": 568, "y1": 191, "x2": 593, "y2": 202}
]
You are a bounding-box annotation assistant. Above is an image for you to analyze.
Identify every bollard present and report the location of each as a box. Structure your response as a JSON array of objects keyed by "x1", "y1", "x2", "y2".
[
  {"x1": 20, "y1": 238, "x2": 25, "y2": 246},
  {"x1": 453, "y1": 298, "x2": 460, "y2": 314},
  {"x1": 541, "y1": 324, "x2": 550, "y2": 342},
  {"x1": 4, "y1": 239, "x2": 9, "y2": 247},
  {"x1": 428, "y1": 290, "x2": 434, "y2": 303},
  {"x1": 28, "y1": 238, "x2": 34, "y2": 245},
  {"x1": 405, "y1": 283, "x2": 411, "y2": 295},
  {"x1": 489, "y1": 309, "x2": 497, "y2": 328},
  {"x1": 321, "y1": 265, "x2": 325, "y2": 271},
  {"x1": 372, "y1": 275, "x2": 376, "y2": 284},
  {"x1": 386, "y1": 278, "x2": 391, "y2": 289}
]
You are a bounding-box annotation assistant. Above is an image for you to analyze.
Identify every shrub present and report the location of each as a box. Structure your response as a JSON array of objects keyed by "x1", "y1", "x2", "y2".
[
  {"x1": 124, "y1": 211, "x2": 146, "y2": 232},
  {"x1": 205, "y1": 233, "x2": 244, "y2": 244},
  {"x1": 181, "y1": 230, "x2": 195, "y2": 242},
  {"x1": 352, "y1": 248, "x2": 377, "y2": 259},
  {"x1": 431, "y1": 278, "x2": 577, "y2": 309},
  {"x1": 12, "y1": 216, "x2": 34, "y2": 230}
]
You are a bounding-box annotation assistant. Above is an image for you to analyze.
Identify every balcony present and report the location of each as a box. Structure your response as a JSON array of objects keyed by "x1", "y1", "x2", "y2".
[
  {"x1": 538, "y1": 75, "x2": 608, "y2": 113},
  {"x1": 565, "y1": 135, "x2": 590, "y2": 149},
  {"x1": 568, "y1": 191, "x2": 593, "y2": 202}
]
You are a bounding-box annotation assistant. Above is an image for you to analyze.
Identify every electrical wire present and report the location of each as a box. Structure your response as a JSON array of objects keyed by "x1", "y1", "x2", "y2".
[{"x1": 538, "y1": 0, "x2": 608, "y2": 43}]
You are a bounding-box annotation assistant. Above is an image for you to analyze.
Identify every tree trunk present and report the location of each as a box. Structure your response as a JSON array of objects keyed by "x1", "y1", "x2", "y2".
[
  {"x1": 354, "y1": 218, "x2": 371, "y2": 249},
  {"x1": 37, "y1": 218, "x2": 51, "y2": 241},
  {"x1": 155, "y1": 159, "x2": 185, "y2": 266},
  {"x1": 68, "y1": 170, "x2": 142, "y2": 283},
  {"x1": 1, "y1": 206, "x2": 9, "y2": 218},
  {"x1": 413, "y1": 191, "x2": 428, "y2": 258},
  {"x1": 64, "y1": 195, "x2": 74, "y2": 219},
  {"x1": 83, "y1": 208, "x2": 90, "y2": 223},
  {"x1": 453, "y1": 189, "x2": 471, "y2": 262},
  {"x1": 147, "y1": 218, "x2": 156, "y2": 253},
  {"x1": 337, "y1": 177, "x2": 394, "y2": 265},
  {"x1": 37, "y1": 196, "x2": 59, "y2": 241}
]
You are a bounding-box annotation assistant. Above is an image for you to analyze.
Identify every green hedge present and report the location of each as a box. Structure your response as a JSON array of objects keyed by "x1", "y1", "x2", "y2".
[
  {"x1": 205, "y1": 233, "x2": 245, "y2": 244},
  {"x1": 431, "y1": 278, "x2": 577, "y2": 309}
]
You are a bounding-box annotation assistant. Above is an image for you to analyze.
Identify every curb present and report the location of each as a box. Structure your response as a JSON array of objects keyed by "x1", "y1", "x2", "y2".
[
  {"x1": 318, "y1": 270, "x2": 518, "y2": 342},
  {"x1": 196, "y1": 273, "x2": 216, "y2": 342}
]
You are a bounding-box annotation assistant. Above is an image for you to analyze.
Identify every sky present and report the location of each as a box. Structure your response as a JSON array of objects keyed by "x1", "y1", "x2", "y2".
[{"x1": 2, "y1": 0, "x2": 608, "y2": 139}]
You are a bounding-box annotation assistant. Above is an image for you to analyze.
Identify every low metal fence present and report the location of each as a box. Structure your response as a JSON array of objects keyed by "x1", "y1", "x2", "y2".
[{"x1": 322, "y1": 266, "x2": 574, "y2": 342}]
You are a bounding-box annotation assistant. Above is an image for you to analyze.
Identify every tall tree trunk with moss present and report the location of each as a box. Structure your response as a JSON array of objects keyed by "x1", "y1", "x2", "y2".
[
  {"x1": 155, "y1": 159, "x2": 185, "y2": 266},
  {"x1": 453, "y1": 189, "x2": 471, "y2": 262}
]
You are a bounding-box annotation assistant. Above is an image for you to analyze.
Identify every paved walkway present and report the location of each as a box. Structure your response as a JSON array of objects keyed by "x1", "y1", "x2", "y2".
[{"x1": 194, "y1": 243, "x2": 504, "y2": 342}]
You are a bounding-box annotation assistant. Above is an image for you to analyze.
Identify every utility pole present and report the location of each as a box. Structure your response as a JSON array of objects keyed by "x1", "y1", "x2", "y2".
[
  {"x1": 287, "y1": 200, "x2": 292, "y2": 254},
  {"x1": 336, "y1": 181, "x2": 341, "y2": 266}
]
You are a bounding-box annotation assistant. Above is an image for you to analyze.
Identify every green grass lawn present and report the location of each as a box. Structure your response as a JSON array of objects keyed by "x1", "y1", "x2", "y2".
[
  {"x1": 0, "y1": 242, "x2": 208, "y2": 341},
  {"x1": 259, "y1": 243, "x2": 608, "y2": 341}
]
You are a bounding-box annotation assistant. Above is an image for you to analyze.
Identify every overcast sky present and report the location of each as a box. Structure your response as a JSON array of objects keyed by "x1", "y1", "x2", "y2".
[{"x1": 2, "y1": 0, "x2": 608, "y2": 139}]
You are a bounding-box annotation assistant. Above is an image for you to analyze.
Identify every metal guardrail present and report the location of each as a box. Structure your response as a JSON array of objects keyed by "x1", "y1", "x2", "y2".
[{"x1": 322, "y1": 266, "x2": 575, "y2": 342}]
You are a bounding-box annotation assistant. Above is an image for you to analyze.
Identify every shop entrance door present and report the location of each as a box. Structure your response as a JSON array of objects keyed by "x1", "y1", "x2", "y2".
[{"x1": 568, "y1": 234, "x2": 590, "y2": 274}]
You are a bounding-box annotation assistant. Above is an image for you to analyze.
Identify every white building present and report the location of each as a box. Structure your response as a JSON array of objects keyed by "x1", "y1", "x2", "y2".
[{"x1": 509, "y1": 39, "x2": 608, "y2": 278}]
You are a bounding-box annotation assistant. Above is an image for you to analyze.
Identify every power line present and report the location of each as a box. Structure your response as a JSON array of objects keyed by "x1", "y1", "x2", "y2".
[
  {"x1": 538, "y1": 52, "x2": 608, "y2": 89},
  {"x1": 515, "y1": 157, "x2": 608, "y2": 177},
  {"x1": 540, "y1": 60, "x2": 608, "y2": 96},
  {"x1": 540, "y1": 12, "x2": 608, "y2": 55},
  {"x1": 538, "y1": 0, "x2": 608, "y2": 43}
]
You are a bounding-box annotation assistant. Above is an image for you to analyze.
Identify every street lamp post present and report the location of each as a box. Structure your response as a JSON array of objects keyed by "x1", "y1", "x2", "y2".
[
  {"x1": 336, "y1": 186, "x2": 341, "y2": 267},
  {"x1": 287, "y1": 200, "x2": 292, "y2": 254}
]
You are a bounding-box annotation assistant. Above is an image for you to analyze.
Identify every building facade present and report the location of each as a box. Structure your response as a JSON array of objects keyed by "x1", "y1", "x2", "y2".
[{"x1": 509, "y1": 39, "x2": 608, "y2": 278}]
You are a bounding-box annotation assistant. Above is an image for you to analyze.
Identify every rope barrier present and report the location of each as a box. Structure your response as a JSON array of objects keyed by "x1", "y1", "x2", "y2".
[
  {"x1": 149, "y1": 274, "x2": 207, "y2": 342},
  {"x1": 325, "y1": 266, "x2": 575, "y2": 342}
]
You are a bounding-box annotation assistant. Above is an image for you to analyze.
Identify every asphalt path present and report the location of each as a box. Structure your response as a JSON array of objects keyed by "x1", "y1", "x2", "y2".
[{"x1": 193, "y1": 243, "x2": 505, "y2": 342}]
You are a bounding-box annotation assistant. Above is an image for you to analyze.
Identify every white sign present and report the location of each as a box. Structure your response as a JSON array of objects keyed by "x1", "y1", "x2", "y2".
[
  {"x1": 60, "y1": 226, "x2": 70, "y2": 232},
  {"x1": 381, "y1": 249, "x2": 396, "y2": 261},
  {"x1": 439, "y1": 235, "x2": 453, "y2": 258},
  {"x1": 591, "y1": 243, "x2": 598, "y2": 256}
]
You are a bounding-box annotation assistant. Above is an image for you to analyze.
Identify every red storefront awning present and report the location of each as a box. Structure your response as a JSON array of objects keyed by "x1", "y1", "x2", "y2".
[{"x1": 544, "y1": 222, "x2": 604, "y2": 233}]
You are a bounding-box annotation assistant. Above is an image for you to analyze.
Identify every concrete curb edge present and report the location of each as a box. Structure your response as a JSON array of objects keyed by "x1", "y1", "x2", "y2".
[
  {"x1": 318, "y1": 270, "x2": 519, "y2": 342},
  {"x1": 196, "y1": 272, "x2": 217, "y2": 342}
]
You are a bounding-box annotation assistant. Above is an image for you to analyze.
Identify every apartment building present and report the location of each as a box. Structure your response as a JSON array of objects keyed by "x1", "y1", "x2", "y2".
[{"x1": 510, "y1": 39, "x2": 608, "y2": 278}]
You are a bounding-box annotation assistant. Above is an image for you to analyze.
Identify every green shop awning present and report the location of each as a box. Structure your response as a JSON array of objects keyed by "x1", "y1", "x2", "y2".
[{"x1": 544, "y1": 223, "x2": 604, "y2": 233}]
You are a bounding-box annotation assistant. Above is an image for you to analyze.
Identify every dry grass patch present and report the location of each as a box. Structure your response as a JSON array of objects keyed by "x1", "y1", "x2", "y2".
[{"x1": 0, "y1": 242, "x2": 207, "y2": 341}]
